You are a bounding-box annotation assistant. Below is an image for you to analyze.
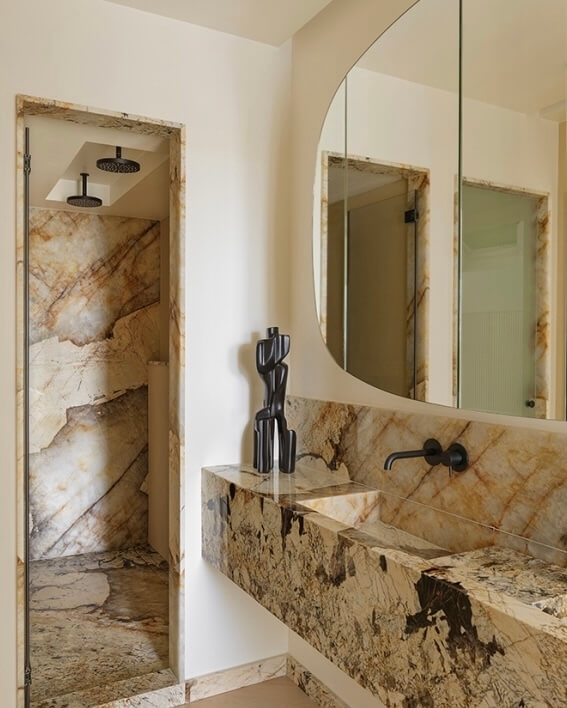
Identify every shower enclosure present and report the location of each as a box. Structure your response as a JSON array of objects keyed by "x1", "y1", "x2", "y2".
[{"x1": 16, "y1": 95, "x2": 186, "y2": 708}]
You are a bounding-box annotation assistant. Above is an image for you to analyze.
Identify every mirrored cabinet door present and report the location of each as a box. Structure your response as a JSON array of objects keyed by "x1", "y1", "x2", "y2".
[
  {"x1": 460, "y1": 0, "x2": 566, "y2": 420},
  {"x1": 315, "y1": 0, "x2": 567, "y2": 421}
]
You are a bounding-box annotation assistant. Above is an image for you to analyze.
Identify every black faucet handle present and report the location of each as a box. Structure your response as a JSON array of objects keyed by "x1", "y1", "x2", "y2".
[
  {"x1": 423, "y1": 438, "x2": 443, "y2": 466},
  {"x1": 444, "y1": 442, "x2": 468, "y2": 475},
  {"x1": 424, "y1": 439, "x2": 468, "y2": 474}
]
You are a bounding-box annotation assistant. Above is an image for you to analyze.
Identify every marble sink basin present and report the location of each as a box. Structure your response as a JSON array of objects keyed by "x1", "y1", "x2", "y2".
[
  {"x1": 298, "y1": 489, "x2": 382, "y2": 526},
  {"x1": 298, "y1": 488, "x2": 451, "y2": 560},
  {"x1": 298, "y1": 484, "x2": 567, "y2": 573},
  {"x1": 307, "y1": 487, "x2": 567, "y2": 622}
]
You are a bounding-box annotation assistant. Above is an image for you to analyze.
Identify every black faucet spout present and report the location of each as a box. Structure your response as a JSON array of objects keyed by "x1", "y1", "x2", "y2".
[
  {"x1": 384, "y1": 439, "x2": 468, "y2": 474},
  {"x1": 384, "y1": 438, "x2": 442, "y2": 470}
]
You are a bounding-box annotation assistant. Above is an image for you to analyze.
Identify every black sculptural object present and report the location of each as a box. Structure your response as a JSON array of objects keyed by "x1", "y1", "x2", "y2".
[{"x1": 253, "y1": 327, "x2": 296, "y2": 473}]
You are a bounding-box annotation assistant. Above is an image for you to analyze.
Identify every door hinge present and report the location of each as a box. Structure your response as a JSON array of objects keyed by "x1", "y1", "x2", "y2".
[
  {"x1": 24, "y1": 154, "x2": 31, "y2": 176},
  {"x1": 404, "y1": 208, "x2": 418, "y2": 224},
  {"x1": 25, "y1": 664, "x2": 32, "y2": 686}
]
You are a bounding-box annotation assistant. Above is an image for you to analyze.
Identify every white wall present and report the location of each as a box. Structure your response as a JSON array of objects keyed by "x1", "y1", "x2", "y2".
[
  {"x1": 0, "y1": 0, "x2": 291, "y2": 701},
  {"x1": 316, "y1": 65, "x2": 558, "y2": 406}
]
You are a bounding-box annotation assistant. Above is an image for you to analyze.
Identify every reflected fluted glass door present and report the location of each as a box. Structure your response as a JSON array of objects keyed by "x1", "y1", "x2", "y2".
[{"x1": 460, "y1": 183, "x2": 538, "y2": 417}]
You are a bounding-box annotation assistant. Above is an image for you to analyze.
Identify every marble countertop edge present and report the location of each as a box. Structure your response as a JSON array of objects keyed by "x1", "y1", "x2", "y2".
[{"x1": 202, "y1": 465, "x2": 567, "y2": 643}]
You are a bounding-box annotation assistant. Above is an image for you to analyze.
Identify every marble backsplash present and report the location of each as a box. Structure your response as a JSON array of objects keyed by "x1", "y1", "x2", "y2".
[
  {"x1": 29, "y1": 208, "x2": 160, "y2": 560},
  {"x1": 287, "y1": 395, "x2": 567, "y2": 566}
]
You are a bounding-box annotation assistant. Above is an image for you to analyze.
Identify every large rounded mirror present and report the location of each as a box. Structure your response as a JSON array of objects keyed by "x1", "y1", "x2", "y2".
[{"x1": 314, "y1": 0, "x2": 567, "y2": 420}]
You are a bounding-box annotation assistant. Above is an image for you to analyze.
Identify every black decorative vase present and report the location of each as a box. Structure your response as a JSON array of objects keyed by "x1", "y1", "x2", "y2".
[{"x1": 253, "y1": 327, "x2": 296, "y2": 473}]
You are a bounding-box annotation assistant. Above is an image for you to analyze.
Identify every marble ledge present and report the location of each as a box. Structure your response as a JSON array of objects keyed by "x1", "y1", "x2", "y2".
[
  {"x1": 186, "y1": 654, "x2": 287, "y2": 701},
  {"x1": 202, "y1": 464, "x2": 567, "y2": 707},
  {"x1": 31, "y1": 669, "x2": 184, "y2": 708}
]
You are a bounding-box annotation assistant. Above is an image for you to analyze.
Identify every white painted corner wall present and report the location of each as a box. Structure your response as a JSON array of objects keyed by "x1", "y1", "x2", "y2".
[{"x1": 0, "y1": 0, "x2": 292, "y2": 701}]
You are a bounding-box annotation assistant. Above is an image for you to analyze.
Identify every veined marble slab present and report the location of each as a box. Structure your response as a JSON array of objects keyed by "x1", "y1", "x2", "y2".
[
  {"x1": 209, "y1": 462, "x2": 350, "y2": 496},
  {"x1": 28, "y1": 208, "x2": 161, "y2": 560},
  {"x1": 300, "y1": 488, "x2": 381, "y2": 526},
  {"x1": 30, "y1": 387, "x2": 150, "y2": 559},
  {"x1": 287, "y1": 395, "x2": 567, "y2": 566},
  {"x1": 203, "y1": 465, "x2": 567, "y2": 707},
  {"x1": 29, "y1": 209, "x2": 160, "y2": 347},
  {"x1": 29, "y1": 303, "x2": 160, "y2": 454}
]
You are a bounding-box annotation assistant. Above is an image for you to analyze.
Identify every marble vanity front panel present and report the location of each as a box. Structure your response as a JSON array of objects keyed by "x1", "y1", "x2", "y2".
[
  {"x1": 29, "y1": 208, "x2": 160, "y2": 560},
  {"x1": 202, "y1": 464, "x2": 567, "y2": 707},
  {"x1": 286, "y1": 396, "x2": 567, "y2": 565}
]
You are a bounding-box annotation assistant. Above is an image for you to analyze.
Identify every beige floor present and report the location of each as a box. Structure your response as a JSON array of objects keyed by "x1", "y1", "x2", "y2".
[{"x1": 188, "y1": 677, "x2": 318, "y2": 707}]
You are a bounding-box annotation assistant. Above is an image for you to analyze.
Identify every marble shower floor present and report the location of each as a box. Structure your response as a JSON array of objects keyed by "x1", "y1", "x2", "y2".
[{"x1": 30, "y1": 546, "x2": 169, "y2": 704}]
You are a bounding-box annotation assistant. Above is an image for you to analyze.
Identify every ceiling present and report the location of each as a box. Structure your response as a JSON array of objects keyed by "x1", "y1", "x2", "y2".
[
  {"x1": 104, "y1": 0, "x2": 333, "y2": 46},
  {"x1": 357, "y1": 0, "x2": 566, "y2": 118},
  {"x1": 26, "y1": 116, "x2": 170, "y2": 220},
  {"x1": 104, "y1": 1, "x2": 565, "y2": 116}
]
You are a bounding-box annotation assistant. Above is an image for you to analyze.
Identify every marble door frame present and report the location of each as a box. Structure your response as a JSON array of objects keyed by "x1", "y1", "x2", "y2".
[{"x1": 15, "y1": 95, "x2": 186, "y2": 705}]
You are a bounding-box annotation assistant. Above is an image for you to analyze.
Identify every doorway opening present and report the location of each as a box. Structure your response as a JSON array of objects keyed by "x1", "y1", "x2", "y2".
[
  {"x1": 16, "y1": 96, "x2": 185, "y2": 706},
  {"x1": 458, "y1": 179, "x2": 551, "y2": 418}
]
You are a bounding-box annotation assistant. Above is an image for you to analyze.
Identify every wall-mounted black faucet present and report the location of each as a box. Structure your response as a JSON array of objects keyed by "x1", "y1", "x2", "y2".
[{"x1": 384, "y1": 438, "x2": 468, "y2": 475}]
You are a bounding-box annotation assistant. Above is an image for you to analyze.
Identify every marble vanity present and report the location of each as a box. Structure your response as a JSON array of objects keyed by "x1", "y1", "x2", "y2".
[{"x1": 202, "y1": 463, "x2": 567, "y2": 707}]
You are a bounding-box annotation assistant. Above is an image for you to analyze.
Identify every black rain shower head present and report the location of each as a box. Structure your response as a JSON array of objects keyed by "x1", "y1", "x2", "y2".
[
  {"x1": 66, "y1": 173, "x2": 102, "y2": 208},
  {"x1": 96, "y1": 146, "x2": 140, "y2": 173}
]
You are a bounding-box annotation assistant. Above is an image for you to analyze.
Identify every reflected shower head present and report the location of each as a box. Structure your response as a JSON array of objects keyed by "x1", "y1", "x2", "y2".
[
  {"x1": 96, "y1": 146, "x2": 140, "y2": 173},
  {"x1": 66, "y1": 173, "x2": 102, "y2": 208}
]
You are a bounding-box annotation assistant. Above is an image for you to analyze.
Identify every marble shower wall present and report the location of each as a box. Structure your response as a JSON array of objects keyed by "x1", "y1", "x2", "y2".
[
  {"x1": 29, "y1": 208, "x2": 160, "y2": 560},
  {"x1": 287, "y1": 396, "x2": 567, "y2": 566}
]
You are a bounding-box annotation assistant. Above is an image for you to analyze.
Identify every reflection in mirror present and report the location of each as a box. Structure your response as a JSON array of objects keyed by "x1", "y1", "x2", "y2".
[
  {"x1": 314, "y1": 0, "x2": 567, "y2": 420},
  {"x1": 460, "y1": 183, "x2": 544, "y2": 418},
  {"x1": 323, "y1": 153, "x2": 426, "y2": 397},
  {"x1": 461, "y1": 0, "x2": 566, "y2": 420}
]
